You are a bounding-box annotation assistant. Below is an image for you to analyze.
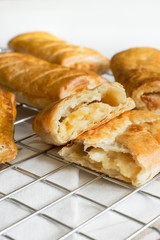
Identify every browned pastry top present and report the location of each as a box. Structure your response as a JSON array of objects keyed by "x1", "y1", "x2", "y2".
[
  {"x1": 110, "y1": 47, "x2": 160, "y2": 114},
  {"x1": 8, "y1": 32, "x2": 110, "y2": 74},
  {"x1": 111, "y1": 47, "x2": 160, "y2": 88},
  {"x1": 0, "y1": 52, "x2": 107, "y2": 108},
  {"x1": 0, "y1": 88, "x2": 17, "y2": 163}
]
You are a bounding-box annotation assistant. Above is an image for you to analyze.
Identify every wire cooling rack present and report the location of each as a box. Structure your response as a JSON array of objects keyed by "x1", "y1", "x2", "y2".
[{"x1": 0, "y1": 52, "x2": 159, "y2": 240}]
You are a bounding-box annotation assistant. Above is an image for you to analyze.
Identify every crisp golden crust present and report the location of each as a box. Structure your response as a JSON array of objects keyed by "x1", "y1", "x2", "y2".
[
  {"x1": 8, "y1": 32, "x2": 110, "y2": 74},
  {"x1": 59, "y1": 110, "x2": 160, "y2": 186},
  {"x1": 32, "y1": 83, "x2": 135, "y2": 146},
  {"x1": 0, "y1": 52, "x2": 108, "y2": 108},
  {"x1": 110, "y1": 47, "x2": 160, "y2": 115},
  {"x1": 0, "y1": 89, "x2": 17, "y2": 163}
]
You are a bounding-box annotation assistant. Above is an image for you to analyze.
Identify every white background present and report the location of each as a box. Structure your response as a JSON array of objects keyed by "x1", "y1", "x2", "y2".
[{"x1": 0, "y1": 0, "x2": 160, "y2": 58}]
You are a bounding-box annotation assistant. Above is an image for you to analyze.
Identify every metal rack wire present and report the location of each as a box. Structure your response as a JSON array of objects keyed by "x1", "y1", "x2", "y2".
[{"x1": 0, "y1": 51, "x2": 159, "y2": 239}]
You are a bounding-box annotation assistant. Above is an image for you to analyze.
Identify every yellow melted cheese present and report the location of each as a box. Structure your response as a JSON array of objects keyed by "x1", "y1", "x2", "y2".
[
  {"x1": 88, "y1": 148, "x2": 140, "y2": 179},
  {"x1": 59, "y1": 102, "x2": 110, "y2": 140}
]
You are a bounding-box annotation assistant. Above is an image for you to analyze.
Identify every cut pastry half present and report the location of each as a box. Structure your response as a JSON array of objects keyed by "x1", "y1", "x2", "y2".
[
  {"x1": 0, "y1": 89, "x2": 17, "y2": 163},
  {"x1": 59, "y1": 110, "x2": 160, "y2": 187},
  {"x1": 8, "y1": 32, "x2": 110, "y2": 74},
  {"x1": 32, "y1": 82, "x2": 135, "y2": 146}
]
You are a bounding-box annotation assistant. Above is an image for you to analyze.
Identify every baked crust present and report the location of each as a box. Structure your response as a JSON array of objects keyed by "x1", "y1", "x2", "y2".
[
  {"x1": 32, "y1": 83, "x2": 135, "y2": 146},
  {"x1": 110, "y1": 47, "x2": 160, "y2": 115},
  {"x1": 0, "y1": 52, "x2": 107, "y2": 108},
  {"x1": 8, "y1": 32, "x2": 110, "y2": 74},
  {"x1": 59, "y1": 110, "x2": 160, "y2": 186},
  {"x1": 0, "y1": 89, "x2": 17, "y2": 163}
]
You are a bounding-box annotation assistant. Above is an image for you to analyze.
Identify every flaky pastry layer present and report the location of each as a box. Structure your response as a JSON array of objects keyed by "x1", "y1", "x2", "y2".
[
  {"x1": 59, "y1": 110, "x2": 160, "y2": 186},
  {"x1": 32, "y1": 83, "x2": 135, "y2": 145}
]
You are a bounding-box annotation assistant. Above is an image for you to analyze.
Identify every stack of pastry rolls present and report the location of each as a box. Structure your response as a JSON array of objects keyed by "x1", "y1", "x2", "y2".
[
  {"x1": 32, "y1": 80, "x2": 160, "y2": 187},
  {"x1": 0, "y1": 32, "x2": 110, "y2": 164},
  {"x1": 31, "y1": 44, "x2": 160, "y2": 187},
  {"x1": 1, "y1": 32, "x2": 160, "y2": 187}
]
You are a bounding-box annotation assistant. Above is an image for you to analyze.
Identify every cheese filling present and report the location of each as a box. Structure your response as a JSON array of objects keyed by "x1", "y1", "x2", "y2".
[
  {"x1": 63, "y1": 143, "x2": 141, "y2": 182},
  {"x1": 88, "y1": 148, "x2": 140, "y2": 180},
  {"x1": 59, "y1": 102, "x2": 111, "y2": 140},
  {"x1": 58, "y1": 84, "x2": 128, "y2": 141}
]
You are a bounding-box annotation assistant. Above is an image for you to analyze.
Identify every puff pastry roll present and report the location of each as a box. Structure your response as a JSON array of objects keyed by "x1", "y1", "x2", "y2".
[
  {"x1": 0, "y1": 52, "x2": 107, "y2": 108},
  {"x1": 111, "y1": 47, "x2": 160, "y2": 115},
  {"x1": 8, "y1": 32, "x2": 110, "y2": 74},
  {"x1": 32, "y1": 83, "x2": 135, "y2": 146},
  {"x1": 59, "y1": 110, "x2": 160, "y2": 186},
  {"x1": 0, "y1": 89, "x2": 17, "y2": 163}
]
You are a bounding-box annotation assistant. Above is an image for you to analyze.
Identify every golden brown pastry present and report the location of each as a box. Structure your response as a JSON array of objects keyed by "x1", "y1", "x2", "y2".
[
  {"x1": 8, "y1": 32, "x2": 110, "y2": 74},
  {"x1": 110, "y1": 47, "x2": 160, "y2": 115},
  {"x1": 32, "y1": 83, "x2": 135, "y2": 146},
  {"x1": 0, "y1": 52, "x2": 107, "y2": 108},
  {"x1": 59, "y1": 110, "x2": 160, "y2": 187},
  {"x1": 0, "y1": 89, "x2": 17, "y2": 163}
]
